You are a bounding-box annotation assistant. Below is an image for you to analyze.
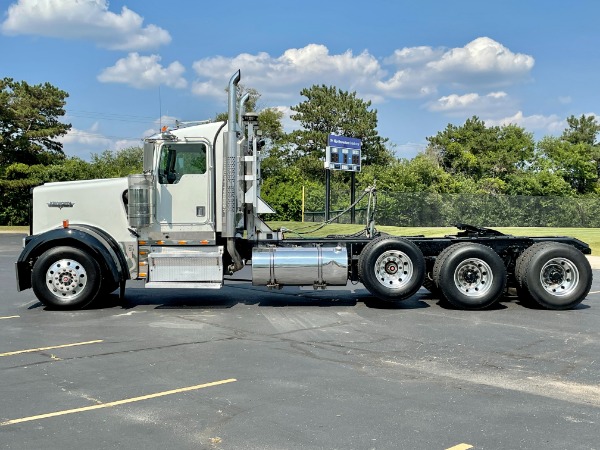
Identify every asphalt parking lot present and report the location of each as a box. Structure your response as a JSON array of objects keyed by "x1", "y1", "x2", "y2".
[{"x1": 1, "y1": 233, "x2": 599, "y2": 450}]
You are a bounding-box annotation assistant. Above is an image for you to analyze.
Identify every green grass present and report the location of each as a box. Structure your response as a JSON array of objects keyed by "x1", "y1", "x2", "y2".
[
  {"x1": 0, "y1": 226, "x2": 28, "y2": 233},
  {"x1": 267, "y1": 221, "x2": 600, "y2": 255}
]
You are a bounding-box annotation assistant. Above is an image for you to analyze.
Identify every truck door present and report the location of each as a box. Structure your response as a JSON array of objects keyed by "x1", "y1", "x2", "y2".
[{"x1": 156, "y1": 141, "x2": 211, "y2": 226}]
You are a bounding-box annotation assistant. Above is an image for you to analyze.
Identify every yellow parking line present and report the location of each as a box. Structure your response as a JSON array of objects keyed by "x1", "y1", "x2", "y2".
[
  {"x1": 0, "y1": 340, "x2": 103, "y2": 357},
  {"x1": 588, "y1": 290, "x2": 600, "y2": 295},
  {"x1": 1, "y1": 378, "x2": 237, "y2": 426},
  {"x1": 446, "y1": 444, "x2": 473, "y2": 450},
  {"x1": 0, "y1": 316, "x2": 20, "y2": 320}
]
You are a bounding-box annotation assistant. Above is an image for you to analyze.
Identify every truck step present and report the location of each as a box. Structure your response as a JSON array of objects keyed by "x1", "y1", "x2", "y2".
[{"x1": 147, "y1": 246, "x2": 224, "y2": 284}]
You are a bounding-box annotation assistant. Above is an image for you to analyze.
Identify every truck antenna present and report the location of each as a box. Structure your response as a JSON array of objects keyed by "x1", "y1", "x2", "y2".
[{"x1": 158, "y1": 85, "x2": 162, "y2": 131}]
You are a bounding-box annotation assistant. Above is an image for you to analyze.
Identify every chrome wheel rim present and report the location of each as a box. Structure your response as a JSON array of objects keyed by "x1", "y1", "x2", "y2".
[
  {"x1": 540, "y1": 258, "x2": 579, "y2": 296},
  {"x1": 453, "y1": 258, "x2": 493, "y2": 297},
  {"x1": 374, "y1": 250, "x2": 414, "y2": 289},
  {"x1": 46, "y1": 259, "x2": 87, "y2": 301}
]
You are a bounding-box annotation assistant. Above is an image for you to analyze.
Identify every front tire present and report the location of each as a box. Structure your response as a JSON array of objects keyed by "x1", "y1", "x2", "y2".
[
  {"x1": 359, "y1": 237, "x2": 425, "y2": 302},
  {"x1": 515, "y1": 242, "x2": 592, "y2": 310},
  {"x1": 433, "y1": 243, "x2": 507, "y2": 310},
  {"x1": 32, "y1": 246, "x2": 102, "y2": 310}
]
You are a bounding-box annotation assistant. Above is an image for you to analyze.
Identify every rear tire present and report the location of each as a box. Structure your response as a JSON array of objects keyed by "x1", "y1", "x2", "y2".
[
  {"x1": 433, "y1": 243, "x2": 507, "y2": 310},
  {"x1": 32, "y1": 246, "x2": 102, "y2": 310},
  {"x1": 515, "y1": 242, "x2": 592, "y2": 310},
  {"x1": 359, "y1": 237, "x2": 425, "y2": 302}
]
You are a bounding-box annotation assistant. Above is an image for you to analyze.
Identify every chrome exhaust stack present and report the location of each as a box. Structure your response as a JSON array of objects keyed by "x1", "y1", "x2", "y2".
[
  {"x1": 225, "y1": 71, "x2": 244, "y2": 272},
  {"x1": 225, "y1": 70, "x2": 241, "y2": 239}
]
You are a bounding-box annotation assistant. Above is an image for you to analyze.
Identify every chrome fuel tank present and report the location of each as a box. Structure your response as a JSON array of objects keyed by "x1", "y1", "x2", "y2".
[{"x1": 251, "y1": 246, "x2": 348, "y2": 288}]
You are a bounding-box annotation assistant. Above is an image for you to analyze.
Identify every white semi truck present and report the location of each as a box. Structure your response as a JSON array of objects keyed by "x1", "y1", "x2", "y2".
[{"x1": 15, "y1": 71, "x2": 593, "y2": 310}]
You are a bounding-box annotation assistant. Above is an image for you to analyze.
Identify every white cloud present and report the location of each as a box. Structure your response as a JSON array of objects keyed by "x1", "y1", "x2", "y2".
[
  {"x1": 431, "y1": 92, "x2": 481, "y2": 111},
  {"x1": 427, "y1": 37, "x2": 534, "y2": 81},
  {"x1": 1, "y1": 0, "x2": 170, "y2": 50},
  {"x1": 375, "y1": 68, "x2": 438, "y2": 98},
  {"x1": 114, "y1": 138, "x2": 141, "y2": 150},
  {"x1": 192, "y1": 43, "x2": 384, "y2": 101},
  {"x1": 384, "y1": 46, "x2": 444, "y2": 66},
  {"x1": 60, "y1": 126, "x2": 113, "y2": 159},
  {"x1": 60, "y1": 124, "x2": 140, "y2": 159},
  {"x1": 98, "y1": 53, "x2": 187, "y2": 89},
  {"x1": 61, "y1": 126, "x2": 112, "y2": 148},
  {"x1": 485, "y1": 111, "x2": 566, "y2": 133},
  {"x1": 378, "y1": 37, "x2": 534, "y2": 97},
  {"x1": 142, "y1": 115, "x2": 180, "y2": 136},
  {"x1": 428, "y1": 91, "x2": 511, "y2": 115},
  {"x1": 190, "y1": 38, "x2": 534, "y2": 103}
]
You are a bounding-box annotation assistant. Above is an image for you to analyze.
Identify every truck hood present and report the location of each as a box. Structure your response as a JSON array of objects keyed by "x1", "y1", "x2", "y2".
[{"x1": 32, "y1": 177, "x2": 130, "y2": 238}]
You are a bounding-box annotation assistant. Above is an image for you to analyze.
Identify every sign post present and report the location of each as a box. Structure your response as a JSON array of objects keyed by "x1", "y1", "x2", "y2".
[{"x1": 324, "y1": 135, "x2": 362, "y2": 223}]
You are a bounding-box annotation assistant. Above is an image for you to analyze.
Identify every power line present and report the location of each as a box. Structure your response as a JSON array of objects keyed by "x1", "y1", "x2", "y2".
[
  {"x1": 65, "y1": 129, "x2": 143, "y2": 141},
  {"x1": 66, "y1": 109, "x2": 160, "y2": 124}
]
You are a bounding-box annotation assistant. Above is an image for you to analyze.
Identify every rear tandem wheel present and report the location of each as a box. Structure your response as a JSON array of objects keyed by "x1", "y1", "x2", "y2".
[
  {"x1": 515, "y1": 242, "x2": 592, "y2": 310},
  {"x1": 433, "y1": 243, "x2": 507, "y2": 310}
]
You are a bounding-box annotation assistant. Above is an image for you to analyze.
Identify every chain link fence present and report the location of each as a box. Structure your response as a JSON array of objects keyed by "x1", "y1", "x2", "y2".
[{"x1": 304, "y1": 191, "x2": 600, "y2": 227}]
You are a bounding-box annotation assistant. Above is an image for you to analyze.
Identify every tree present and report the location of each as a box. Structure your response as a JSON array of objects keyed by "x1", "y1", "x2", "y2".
[
  {"x1": 0, "y1": 78, "x2": 71, "y2": 167},
  {"x1": 4, "y1": 158, "x2": 94, "y2": 182},
  {"x1": 288, "y1": 85, "x2": 394, "y2": 168},
  {"x1": 258, "y1": 107, "x2": 285, "y2": 143},
  {"x1": 561, "y1": 114, "x2": 600, "y2": 146},
  {"x1": 562, "y1": 114, "x2": 600, "y2": 183},
  {"x1": 89, "y1": 147, "x2": 143, "y2": 178},
  {"x1": 537, "y1": 137, "x2": 598, "y2": 194},
  {"x1": 3, "y1": 146, "x2": 143, "y2": 182},
  {"x1": 426, "y1": 116, "x2": 535, "y2": 180},
  {"x1": 257, "y1": 107, "x2": 289, "y2": 178},
  {"x1": 534, "y1": 115, "x2": 600, "y2": 194},
  {"x1": 504, "y1": 170, "x2": 574, "y2": 197}
]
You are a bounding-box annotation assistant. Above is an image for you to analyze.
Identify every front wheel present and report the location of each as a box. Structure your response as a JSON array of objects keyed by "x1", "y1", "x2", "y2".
[
  {"x1": 515, "y1": 243, "x2": 592, "y2": 310},
  {"x1": 359, "y1": 237, "x2": 425, "y2": 302},
  {"x1": 32, "y1": 246, "x2": 102, "y2": 310},
  {"x1": 433, "y1": 243, "x2": 507, "y2": 310}
]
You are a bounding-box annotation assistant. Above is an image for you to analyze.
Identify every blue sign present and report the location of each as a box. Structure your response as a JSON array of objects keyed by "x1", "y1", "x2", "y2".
[
  {"x1": 325, "y1": 135, "x2": 362, "y2": 172},
  {"x1": 328, "y1": 135, "x2": 362, "y2": 150}
]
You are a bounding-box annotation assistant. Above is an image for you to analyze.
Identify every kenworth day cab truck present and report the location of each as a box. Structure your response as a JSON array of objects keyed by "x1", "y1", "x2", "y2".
[{"x1": 16, "y1": 71, "x2": 593, "y2": 311}]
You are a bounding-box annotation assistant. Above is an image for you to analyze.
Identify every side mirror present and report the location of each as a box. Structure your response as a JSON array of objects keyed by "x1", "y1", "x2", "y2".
[{"x1": 143, "y1": 142, "x2": 154, "y2": 172}]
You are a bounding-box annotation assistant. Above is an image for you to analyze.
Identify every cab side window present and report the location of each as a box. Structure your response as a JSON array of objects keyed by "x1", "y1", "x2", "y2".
[{"x1": 158, "y1": 143, "x2": 207, "y2": 184}]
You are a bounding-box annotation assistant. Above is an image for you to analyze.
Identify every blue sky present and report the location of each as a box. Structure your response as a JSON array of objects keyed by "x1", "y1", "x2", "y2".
[{"x1": 2, "y1": 0, "x2": 599, "y2": 160}]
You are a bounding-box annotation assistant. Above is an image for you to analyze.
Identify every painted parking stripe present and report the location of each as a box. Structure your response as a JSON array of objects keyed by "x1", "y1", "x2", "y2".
[
  {"x1": 0, "y1": 315, "x2": 20, "y2": 320},
  {"x1": 587, "y1": 290, "x2": 600, "y2": 295},
  {"x1": 1, "y1": 378, "x2": 237, "y2": 426},
  {"x1": 446, "y1": 444, "x2": 473, "y2": 450},
  {"x1": 0, "y1": 340, "x2": 103, "y2": 357}
]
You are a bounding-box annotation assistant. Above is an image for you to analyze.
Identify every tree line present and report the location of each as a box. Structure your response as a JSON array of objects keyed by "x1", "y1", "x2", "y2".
[{"x1": 1, "y1": 77, "x2": 599, "y2": 225}]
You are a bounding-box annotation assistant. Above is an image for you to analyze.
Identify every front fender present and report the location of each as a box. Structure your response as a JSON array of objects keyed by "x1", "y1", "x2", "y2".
[{"x1": 16, "y1": 226, "x2": 128, "y2": 291}]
